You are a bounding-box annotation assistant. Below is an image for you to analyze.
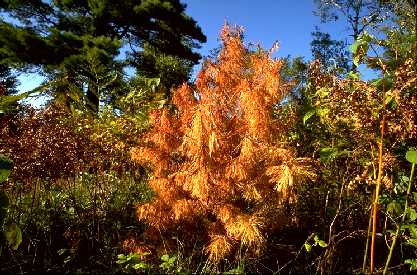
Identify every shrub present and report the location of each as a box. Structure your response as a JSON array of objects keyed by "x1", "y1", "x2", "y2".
[{"x1": 0, "y1": 104, "x2": 140, "y2": 183}]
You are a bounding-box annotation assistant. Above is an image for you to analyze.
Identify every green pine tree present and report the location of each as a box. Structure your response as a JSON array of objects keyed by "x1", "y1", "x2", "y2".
[{"x1": 0, "y1": 0, "x2": 206, "y2": 112}]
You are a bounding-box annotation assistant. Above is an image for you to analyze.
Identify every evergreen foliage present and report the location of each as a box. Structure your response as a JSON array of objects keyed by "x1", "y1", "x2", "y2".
[
  {"x1": 0, "y1": 0, "x2": 206, "y2": 111},
  {"x1": 130, "y1": 24, "x2": 316, "y2": 264}
]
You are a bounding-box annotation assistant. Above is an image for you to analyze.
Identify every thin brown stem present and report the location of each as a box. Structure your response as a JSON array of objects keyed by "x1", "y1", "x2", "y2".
[
  {"x1": 363, "y1": 143, "x2": 378, "y2": 273},
  {"x1": 370, "y1": 114, "x2": 385, "y2": 274},
  {"x1": 329, "y1": 181, "x2": 345, "y2": 243}
]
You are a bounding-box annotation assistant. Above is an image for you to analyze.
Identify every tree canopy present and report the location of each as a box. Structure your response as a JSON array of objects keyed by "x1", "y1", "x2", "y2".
[{"x1": 0, "y1": 0, "x2": 206, "y2": 111}]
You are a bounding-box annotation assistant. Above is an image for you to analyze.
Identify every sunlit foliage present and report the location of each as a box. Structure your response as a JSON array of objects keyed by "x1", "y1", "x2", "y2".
[
  {"x1": 0, "y1": 104, "x2": 139, "y2": 183},
  {"x1": 131, "y1": 24, "x2": 315, "y2": 263},
  {"x1": 307, "y1": 58, "x2": 416, "y2": 190}
]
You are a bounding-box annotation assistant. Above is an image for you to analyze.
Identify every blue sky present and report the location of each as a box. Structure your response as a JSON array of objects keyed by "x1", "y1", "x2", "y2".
[
  {"x1": 183, "y1": 0, "x2": 347, "y2": 58},
  {"x1": 17, "y1": 0, "x2": 351, "y2": 94},
  {"x1": 182, "y1": 0, "x2": 350, "y2": 77}
]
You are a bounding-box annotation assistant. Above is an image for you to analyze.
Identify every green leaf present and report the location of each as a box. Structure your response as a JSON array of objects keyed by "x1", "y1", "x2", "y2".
[
  {"x1": 313, "y1": 234, "x2": 327, "y2": 247},
  {"x1": 387, "y1": 201, "x2": 402, "y2": 216},
  {"x1": 116, "y1": 259, "x2": 127, "y2": 264},
  {"x1": 168, "y1": 256, "x2": 177, "y2": 264},
  {"x1": 409, "y1": 224, "x2": 417, "y2": 239},
  {"x1": 319, "y1": 148, "x2": 339, "y2": 163},
  {"x1": 63, "y1": 255, "x2": 72, "y2": 264},
  {"x1": 402, "y1": 175, "x2": 410, "y2": 184},
  {"x1": 371, "y1": 77, "x2": 393, "y2": 91},
  {"x1": 408, "y1": 238, "x2": 417, "y2": 248},
  {"x1": 371, "y1": 78, "x2": 382, "y2": 87},
  {"x1": 0, "y1": 93, "x2": 29, "y2": 114},
  {"x1": 409, "y1": 208, "x2": 417, "y2": 222},
  {"x1": 406, "y1": 150, "x2": 417, "y2": 164},
  {"x1": 318, "y1": 240, "x2": 328, "y2": 247},
  {"x1": 384, "y1": 94, "x2": 396, "y2": 109},
  {"x1": 316, "y1": 108, "x2": 330, "y2": 117},
  {"x1": 405, "y1": 259, "x2": 417, "y2": 270},
  {"x1": 304, "y1": 242, "x2": 312, "y2": 252},
  {"x1": 0, "y1": 154, "x2": 12, "y2": 183},
  {"x1": 361, "y1": 32, "x2": 373, "y2": 43},
  {"x1": 316, "y1": 87, "x2": 329, "y2": 98},
  {"x1": 225, "y1": 268, "x2": 242, "y2": 274},
  {"x1": 145, "y1": 78, "x2": 160, "y2": 92},
  {"x1": 161, "y1": 254, "x2": 170, "y2": 262},
  {"x1": 353, "y1": 56, "x2": 361, "y2": 67},
  {"x1": 133, "y1": 262, "x2": 147, "y2": 270},
  {"x1": 4, "y1": 223, "x2": 22, "y2": 250},
  {"x1": 58, "y1": 248, "x2": 68, "y2": 256},
  {"x1": 349, "y1": 41, "x2": 360, "y2": 54},
  {"x1": 348, "y1": 71, "x2": 360, "y2": 80},
  {"x1": 303, "y1": 109, "x2": 316, "y2": 125},
  {"x1": 225, "y1": 263, "x2": 245, "y2": 274}
]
